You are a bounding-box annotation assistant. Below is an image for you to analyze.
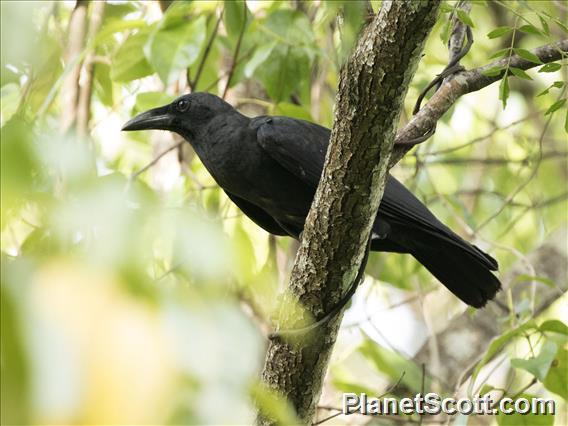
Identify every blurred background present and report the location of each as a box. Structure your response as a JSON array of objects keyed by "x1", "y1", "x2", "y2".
[{"x1": 1, "y1": 1, "x2": 566, "y2": 424}]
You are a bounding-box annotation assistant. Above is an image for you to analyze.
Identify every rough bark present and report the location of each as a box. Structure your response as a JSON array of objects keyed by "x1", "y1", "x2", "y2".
[
  {"x1": 258, "y1": 2, "x2": 440, "y2": 424},
  {"x1": 414, "y1": 227, "x2": 568, "y2": 387},
  {"x1": 60, "y1": 0, "x2": 88, "y2": 134}
]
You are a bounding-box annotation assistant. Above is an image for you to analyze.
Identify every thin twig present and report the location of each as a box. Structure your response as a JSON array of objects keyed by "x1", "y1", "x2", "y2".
[
  {"x1": 313, "y1": 372, "x2": 407, "y2": 425},
  {"x1": 190, "y1": 8, "x2": 224, "y2": 91},
  {"x1": 222, "y1": 1, "x2": 247, "y2": 99},
  {"x1": 204, "y1": 46, "x2": 255, "y2": 93},
  {"x1": 77, "y1": 0, "x2": 106, "y2": 137},
  {"x1": 475, "y1": 90, "x2": 560, "y2": 231},
  {"x1": 130, "y1": 141, "x2": 184, "y2": 180}
]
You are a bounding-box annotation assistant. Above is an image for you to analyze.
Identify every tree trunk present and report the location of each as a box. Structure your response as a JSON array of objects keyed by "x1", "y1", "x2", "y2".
[{"x1": 257, "y1": 1, "x2": 441, "y2": 424}]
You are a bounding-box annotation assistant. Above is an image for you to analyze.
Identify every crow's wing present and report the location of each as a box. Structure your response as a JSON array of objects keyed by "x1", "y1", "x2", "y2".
[
  {"x1": 253, "y1": 116, "x2": 328, "y2": 188},
  {"x1": 224, "y1": 190, "x2": 289, "y2": 236},
  {"x1": 253, "y1": 115, "x2": 443, "y2": 227},
  {"x1": 253, "y1": 115, "x2": 497, "y2": 269}
]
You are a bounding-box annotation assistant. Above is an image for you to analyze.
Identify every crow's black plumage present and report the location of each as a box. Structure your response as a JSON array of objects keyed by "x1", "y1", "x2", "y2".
[{"x1": 123, "y1": 92, "x2": 501, "y2": 308}]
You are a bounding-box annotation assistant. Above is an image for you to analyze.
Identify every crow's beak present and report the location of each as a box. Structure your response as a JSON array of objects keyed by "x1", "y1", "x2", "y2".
[{"x1": 121, "y1": 105, "x2": 172, "y2": 131}]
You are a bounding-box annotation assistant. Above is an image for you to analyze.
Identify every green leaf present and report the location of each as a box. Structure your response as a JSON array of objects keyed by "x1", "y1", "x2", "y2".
[
  {"x1": 537, "y1": 81, "x2": 565, "y2": 97},
  {"x1": 251, "y1": 382, "x2": 301, "y2": 426},
  {"x1": 510, "y1": 340, "x2": 557, "y2": 381},
  {"x1": 553, "y1": 16, "x2": 568, "y2": 33},
  {"x1": 244, "y1": 41, "x2": 276, "y2": 78},
  {"x1": 489, "y1": 48, "x2": 511, "y2": 59},
  {"x1": 0, "y1": 285, "x2": 31, "y2": 425},
  {"x1": 456, "y1": 10, "x2": 475, "y2": 28},
  {"x1": 514, "y1": 48, "x2": 543, "y2": 64},
  {"x1": 263, "y1": 9, "x2": 315, "y2": 46},
  {"x1": 499, "y1": 76, "x2": 510, "y2": 109},
  {"x1": 145, "y1": 16, "x2": 207, "y2": 86},
  {"x1": 273, "y1": 102, "x2": 313, "y2": 122},
  {"x1": 481, "y1": 66, "x2": 503, "y2": 77},
  {"x1": 545, "y1": 99, "x2": 566, "y2": 116},
  {"x1": 544, "y1": 348, "x2": 568, "y2": 400},
  {"x1": 331, "y1": 379, "x2": 377, "y2": 396},
  {"x1": 509, "y1": 67, "x2": 532, "y2": 80},
  {"x1": 93, "y1": 63, "x2": 113, "y2": 107},
  {"x1": 538, "y1": 63, "x2": 562, "y2": 73},
  {"x1": 518, "y1": 24, "x2": 542, "y2": 35},
  {"x1": 540, "y1": 320, "x2": 568, "y2": 336},
  {"x1": 132, "y1": 92, "x2": 175, "y2": 115},
  {"x1": 479, "y1": 384, "x2": 495, "y2": 396},
  {"x1": 255, "y1": 45, "x2": 311, "y2": 102},
  {"x1": 224, "y1": 0, "x2": 249, "y2": 42},
  {"x1": 472, "y1": 320, "x2": 536, "y2": 382},
  {"x1": 514, "y1": 274, "x2": 555, "y2": 287},
  {"x1": 487, "y1": 26, "x2": 512, "y2": 39},
  {"x1": 440, "y1": 3, "x2": 455, "y2": 13},
  {"x1": 0, "y1": 83, "x2": 20, "y2": 126},
  {"x1": 110, "y1": 31, "x2": 153, "y2": 82},
  {"x1": 359, "y1": 337, "x2": 424, "y2": 393},
  {"x1": 539, "y1": 16, "x2": 550, "y2": 36}
]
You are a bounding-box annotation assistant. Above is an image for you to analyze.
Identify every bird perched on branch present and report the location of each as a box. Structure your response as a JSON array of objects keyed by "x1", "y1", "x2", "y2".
[{"x1": 123, "y1": 92, "x2": 501, "y2": 309}]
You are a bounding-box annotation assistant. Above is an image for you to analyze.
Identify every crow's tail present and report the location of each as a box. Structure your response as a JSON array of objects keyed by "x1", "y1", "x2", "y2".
[{"x1": 405, "y1": 229, "x2": 501, "y2": 308}]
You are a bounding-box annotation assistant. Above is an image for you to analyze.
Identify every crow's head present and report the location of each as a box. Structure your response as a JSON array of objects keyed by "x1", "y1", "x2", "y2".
[{"x1": 122, "y1": 92, "x2": 234, "y2": 139}]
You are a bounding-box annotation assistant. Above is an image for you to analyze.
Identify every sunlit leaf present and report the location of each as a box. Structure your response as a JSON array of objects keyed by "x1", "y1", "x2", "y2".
[
  {"x1": 538, "y1": 63, "x2": 562, "y2": 73},
  {"x1": 273, "y1": 102, "x2": 313, "y2": 122},
  {"x1": 145, "y1": 16, "x2": 207, "y2": 86},
  {"x1": 359, "y1": 337, "x2": 425, "y2": 393},
  {"x1": 111, "y1": 31, "x2": 153, "y2": 82},
  {"x1": 544, "y1": 348, "x2": 568, "y2": 400},
  {"x1": 251, "y1": 382, "x2": 301, "y2": 425},
  {"x1": 514, "y1": 274, "x2": 555, "y2": 288},
  {"x1": 540, "y1": 320, "x2": 568, "y2": 336},
  {"x1": 489, "y1": 48, "x2": 511, "y2": 59},
  {"x1": 487, "y1": 26, "x2": 512, "y2": 39},
  {"x1": 513, "y1": 48, "x2": 543, "y2": 64},
  {"x1": 499, "y1": 76, "x2": 509, "y2": 109},
  {"x1": 0, "y1": 83, "x2": 20, "y2": 126},
  {"x1": 471, "y1": 320, "x2": 536, "y2": 382},
  {"x1": 132, "y1": 92, "x2": 176, "y2": 115},
  {"x1": 509, "y1": 67, "x2": 532, "y2": 80},
  {"x1": 255, "y1": 45, "x2": 311, "y2": 102},
  {"x1": 510, "y1": 340, "x2": 557, "y2": 381},
  {"x1": 93, "y1": 63, "x2": 113, "y2": 106},
  {"x1": 545, "y1": 99, "x2": 566, "y2": 116},
  {"x1": 244, "y1": 41, "x2": 276, "y2": 78},
  {"x1": 456, "y1": 10, "x2": 475, "y2": 28},
  {"x1": 482, "y1": 66, "x2": 503, "y2": 77},
  {"x1": 518, "y1": 24, "x2": 542, "y2": 36},
  {"x1": 224, "y1": 0, "x2": 250, "y2": 42}
]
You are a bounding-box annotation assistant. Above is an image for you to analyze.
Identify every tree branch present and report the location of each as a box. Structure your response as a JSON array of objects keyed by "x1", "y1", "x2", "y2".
[
  {"x1": 60, "y1": 0, "x2": 88, "y2": 134},
  {"x1": 391, "y1": 39, "x2": 568, "y2": 166},
  {"x1": 258, "y1": 2, "x2": 440, "y2": 424},
  {"x1": 76, "y1": 0, "x2": 105, "y2": 138}
]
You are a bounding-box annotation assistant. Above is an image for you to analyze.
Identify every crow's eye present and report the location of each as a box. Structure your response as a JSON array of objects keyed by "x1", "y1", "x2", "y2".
[{"x1": 176, "y1": 99, "x2": 190, "y2": 112}]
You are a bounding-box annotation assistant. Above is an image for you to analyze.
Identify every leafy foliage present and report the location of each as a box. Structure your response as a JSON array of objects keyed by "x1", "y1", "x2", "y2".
[{"x1": 1, "y1": 0, "x2": 566, "y2": 424}]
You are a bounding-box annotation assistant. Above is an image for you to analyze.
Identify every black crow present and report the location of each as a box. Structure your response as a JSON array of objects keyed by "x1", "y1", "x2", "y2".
[{"x1": 123, "y1": 92, "x2": 501, "y2": 308}]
